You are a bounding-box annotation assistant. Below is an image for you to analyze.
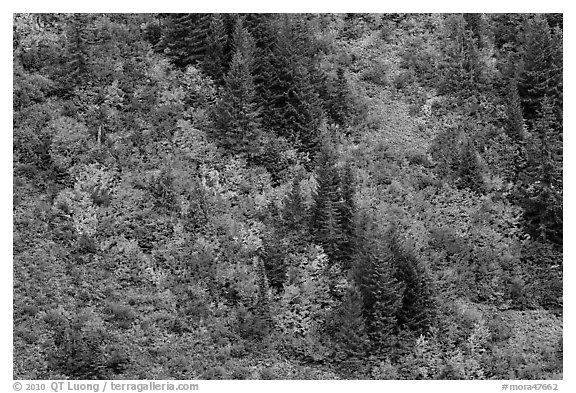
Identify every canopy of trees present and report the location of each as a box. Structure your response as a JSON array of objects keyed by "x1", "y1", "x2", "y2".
[{"x1": 14, "y1": 13, "x2": 562, "y2": 380}]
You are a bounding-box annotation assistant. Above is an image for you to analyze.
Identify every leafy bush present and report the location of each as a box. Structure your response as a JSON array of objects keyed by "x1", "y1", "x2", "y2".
[{"x1": 361, "y1": 59, "x2": 390, "y2": 86}]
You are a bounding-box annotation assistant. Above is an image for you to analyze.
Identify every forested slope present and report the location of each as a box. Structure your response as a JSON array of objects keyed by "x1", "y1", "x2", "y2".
[{"x1": 13, "y1": 13, "x2": 562, "y2": 380}]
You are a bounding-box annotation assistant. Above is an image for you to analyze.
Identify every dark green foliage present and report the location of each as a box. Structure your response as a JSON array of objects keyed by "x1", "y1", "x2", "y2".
[
  {"x1": 310, "y1": 143, "x2": 343, "y2": 263},
  {"x1": 456, "y1": 139, "x2": 485, "y2": 193},
  {"x1": 332, "y1": 284, "x2": 370, "y2": 369},
  {"x1": 520, "y1": 240, "x2": 562, "y2": 311},
  {"x1": 327, "y1": 67, "x2": 352, "y2": 126},
  {"x1": 244, "y1": 14, "x2": 277, "y2": 105},
  {"x1": 354, "y1": 222, "x2": 436, "y2": 347},
  {"x1": 243, "y1": 13, "x2": 276, "y2": 53},
  {"x1": 490, "y1": 13, "x2": 526, "y2": 51},
  {"x1": 203, "y1": 14, "x2": 230, "y2": 85},
  {"x1": 183, "y1": 178, "x2": 209, "y2": 234},
  {"x1": 505, "y1": 77, "x2": 526, "y2": 141},
  {"x1": 338, "y1": 163, "x2": 356, "y2": 268},
  {"x1": 259, "y1": 15, "x2": 324, "y2": 158},
  {"x1": 437, "y1": 14, "x2": 483, "y2": 95},
  {"x1": 46, "y1": 314, "x2": 128, "y2": 379},
  {"x1": 430, "y1": 124, "x2": 485, "y2": 193},
  {"x1": 261, "y1": 231, "x2": 289, "y2": 292},
  {"x1": 316, "y1": 198, "x2": 343, "y2": 263},
  {"x1": 518, "y1": 15, "x2": 562, "y2": 123},
  {"x1": 255, "y1": 257, "x2": 272, "y2": 336},
  {"x1": 429, "y1": 126, "x2": 462, "y2": 179},
  {"x1": 463, "y1": 13, "x2": 485, "y2": 48},
  {"x1": 157, "y1": 14, "x2": 211, "y2": 69},
  {"x1": 390, "y1": 231, "x2": 436, "y2": 335},
  {"x1": 149, "y1": 169, "x2": 176, "y2": 212},
  {"x1": 352, "y1": 219, "x2": 404, "y2": 353},
  {"x1": 76, "y1": 233, "x2": 97, "y2": 254},
  {"x1": 517, "y1": 96, "x2": 562, "y2": 245},
  {"x1": 310, "y1": 148, "x2": 357, "y2": 268},
  {"x1": 367, "y1": 254, "x2": 404, "y2": 351},
  {"x1": 13, "y1": 13, "x2": 562, "y2": 381},
  {"x1": 282, "y1": 176, "x2": 308, "y2": 232},
  {"x1": 106, "y1": 303, "x2": 136, "y2": 329},
  {"x1": 213, "y1": 18, "x2": 263, "y2": 156},
  {"x1": 64, "y1": 14, "x2": 92, "y2": 87}
]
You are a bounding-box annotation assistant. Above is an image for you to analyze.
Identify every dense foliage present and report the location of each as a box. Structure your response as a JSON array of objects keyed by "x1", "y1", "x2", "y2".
[{"x1": 14, "y1": 13, "x2": 562, "y2": 380}]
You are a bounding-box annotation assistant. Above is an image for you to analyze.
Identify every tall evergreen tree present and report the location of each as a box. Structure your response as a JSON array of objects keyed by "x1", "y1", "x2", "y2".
[
  {"x1": 505, "y1": 77, "x2": 526, "y2": 141},
  {"x1": 338, "y1": 163, "x2": 356, "y2": 269},
  {"x1": 333, "y1": 284, "x2": 370, "y2": 362},
  {"x1": 520, "y1": 96, "x2": 562, "y2": 245},
  {"x1": 213, "y1": 18, "x2": 262, "y2": 156},
  {"x1": 66, "y1": 14, "x2": 90, "y2": 79},
  {"x1": 157, "y1": 14, "x2": 210, "y2": 69},
  {"x1": 463, "y1": 13, "x2": 485, "y2": 48},
  {"x1": 255, "y1": 257, "x2": 272, "y2": 336},
  {"x1": 438, "y1": 14, "x2": 483, "y2": 94},
  {"x1": 328, "y1": 67, "x2": 352, "y2": 127},
  {"x1": 518, "y1": 15, "x2": 562, "y2": 123},
  {"x1": 282, "y1": 176, "x2": 308, "y2": 233},
  {"x1": 203, "y1": 14, "x2": 230, "y2": 85},
  {"x1": 317, "y1": 198, "x2": 344, "y2": 263},
  {"x1": 260, "y1": 15, "x2": 324, "y2": 158},
  {"x1": 62, "y1": 14, "x2": 102, "y2": 93},
  {"x1": 243, "y1": 13, "x2": 277, "y2": 52},
  {"x1": 389, "y1": 228, "x2": 436, "y2": 336},
  {"x1": 310, "y1": 143, "x2": 343, "y2": 263},
  {"x1": 457, "y1": 138, "x2": 485, "y2": 193},
  {"x1": 368, "y1": 253, "x2": 405, "y2": 352},
  {"x1": 352, "y1": 218, "x2": 404, "y2": 353},
  {"x1": 490, "y1": 13, "x2": 526, "y2": 52},
  {"x1": 243, "y1": 14, "x2": 276, "y2": 101}
]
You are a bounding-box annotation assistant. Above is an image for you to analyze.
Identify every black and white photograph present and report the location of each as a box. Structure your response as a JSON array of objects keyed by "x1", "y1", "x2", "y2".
[{"x1": 12, "y1": 8, "x2": 564, "y2": 384}]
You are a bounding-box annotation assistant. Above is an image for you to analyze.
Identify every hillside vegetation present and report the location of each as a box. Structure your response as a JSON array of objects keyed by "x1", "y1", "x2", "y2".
[{"x1": 13, "y1": 13, "x2": 562, "y2": 380}]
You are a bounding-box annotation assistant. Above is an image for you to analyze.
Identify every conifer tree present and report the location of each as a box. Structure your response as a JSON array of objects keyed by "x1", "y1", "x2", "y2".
[
  {"x1": 518, "y1": 15, "x2": 562, "y2": 123},
  {"x1": 243, "y1": 13, "x2": 276, "y2": 53},
  {"x1": 351, "y1": 218, "x2": 404, "y2": 353},
  {"x1": 328, "y1": 67, "x2": 352, "y2": 127},
  {"x1": 334, "y1": 284, "x2": 370, "y2": 361},
  {"x1": 62, "y1": 14, "x2": 100, "y2": 92},
  {"x1": 338, "y1": 163, "x2": 356, "y2": 269},
  {"x1": 66, "y1": 14, "x2": 90, "y2": 79},
  {"x1": 368, "y1": 252, "x2": 405, "y2": 351},
  {"x1": 521, "y1": 96, "x2": 562, "y2": 245},
  {"x1": 243, "y1": 14, "x2": 277, "y2": 108},
  {"x1": 260, "y1": 15, "x2": 324, "y2": 158},
  {"x1": 255, "y1": 257, "x2": 272, "y2": 336},
  {"x1": 261, "y1": 230, "x2": 288, "y2": 293},
  {"x1": 158, "y1": 14, "x2": 210, "y2": 69},
  {"x1": 317, "y1": 198, "x2": 344, "y2": 263},
  {"x1": 506, "y1": 77, "x2": 526, "y2": 141},
  {"x1": 183, "y1": 13, "x2": 211, "y2": 66},
  {"x1": 463, "y1": 13, "x2": 485, "y2": 48},
  {"x1": 213, "y1": 18, "x2": 262, "y2": 156},
  {"x1": 389, "y1": 228, "x2": 436, "y2": 336},
  {"x1": 282, "y1": 176, "x2": 308, "y2": 233},
  {"x1": 490, "y1": 13, "x2": 526, "y2": 52},
  {"x1": 457, "y1": 139, "x2": 485, "y2": 193},
  {"x1": 439, "y1": 14, "x2": 483, "y2": 94},
  {"x1": 310, "y1": 143, "x2": 343, "y2": 263},
  {"x1": 203, "y1": 14, "x2": 229, "y2": 85}
]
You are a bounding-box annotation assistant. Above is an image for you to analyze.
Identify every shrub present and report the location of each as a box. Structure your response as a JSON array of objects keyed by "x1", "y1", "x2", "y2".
[
  {"x1": 361, "y1": 59, "x2": 389, "y2": 86},
  {"x1": 393, "y1": 70, "x2": 416, "y2": 90},
  {"x1": 260, "y1": 367, "x2": 277, "y2": 379},
  {"x1": 45, "y1": 314, "x2": 114, "y2": 379},
  {"x1": 230, "y1": 366, "x2": 252, "y2": 380},
  {"x1": 105, "y1": 303, "x2": 136, "y2": 329}
]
